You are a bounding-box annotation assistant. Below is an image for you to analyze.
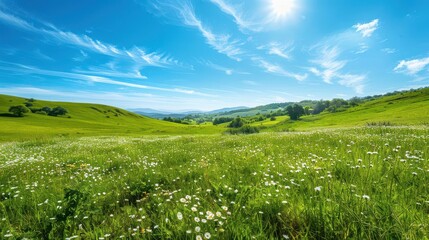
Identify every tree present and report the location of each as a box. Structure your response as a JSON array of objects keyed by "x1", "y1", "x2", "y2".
[
  {"x1": 228, "y1": 117, "x2": 244, "y2": 128},
  {"x1": 312, "y1": 100, "x2": 329, "y2": 114},
  {"x1": 9, "y1": 105, "x2": 30, "y2": 117},
  {"x1": 286, "y1": 104, "x2": 304, "y2": 120},
  {"x1": 49, "y1": 106, "x2": 68, "y2": 116}
]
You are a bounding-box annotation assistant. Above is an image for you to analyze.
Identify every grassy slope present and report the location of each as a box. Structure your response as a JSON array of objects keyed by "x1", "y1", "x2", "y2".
[
  {"x1": 0, "y1": 95, "x2": 222, "y2": 141},
  {"x1": 267, "y1": 88, "x2": 429, "y2": 131}
]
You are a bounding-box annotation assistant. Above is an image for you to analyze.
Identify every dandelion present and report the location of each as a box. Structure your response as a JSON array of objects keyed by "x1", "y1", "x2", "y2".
[
  {"x1": 177, "y1": 212, "x2": 183, "y2": 220},
  {"x1": 314, "y1": 186, "x2": 322, "y2": 192},
  {"x1": 204, "y1": 232, "x2": 211, "y2": 239}
]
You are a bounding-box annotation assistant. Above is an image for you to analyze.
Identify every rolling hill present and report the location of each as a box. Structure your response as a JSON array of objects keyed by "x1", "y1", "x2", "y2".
[
  {"x1": 264, "y1": 87, "x2": 429, "y2": 131},
  {"x1": 0, "y1": 95, "x2": 222, "y2": 141}
]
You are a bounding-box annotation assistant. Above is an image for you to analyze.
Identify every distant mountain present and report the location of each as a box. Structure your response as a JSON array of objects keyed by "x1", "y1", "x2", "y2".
[
  {"x1": 206, "y1": 106, "x2": 249, "y2": 114},
  {"x1": 130, "y1": 106, "x2": 249, "y2": 119}
]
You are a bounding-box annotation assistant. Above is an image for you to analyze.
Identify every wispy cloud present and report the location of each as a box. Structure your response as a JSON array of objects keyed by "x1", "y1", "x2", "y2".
[
  {"x1": 394, "y1": 57, "x2": 429, "y2": 75},
  {"x1": 309, "y1": 46, "x2": 346, "y2": 84},
  {"x1": 0, "y1": 9, "x2": 177, "y2": 67},
  {"x1": 353, "y1": 19, "x2": 379, "y2": 38},
  {"x1": 381, "y1": 48, "x2": 396, "y2": 54},
  {"x1": 0, "y1": 63, "x2": 214, "y2": 97},
  {"x1": 337, "y1": 74, "x2": 366, "y2": 94},
  {"x1": 209, "y1": 0, "x2": 258, "y2": 32},
  {"x1": 202, "y1": 60, "x2": 248, "y2": 75},
  {"x1": 253, "y1": 57, "x2": 307, "y2": 81},
  {"x1": 258, "y1": 42, "x2": 294, "y2": 60},
  {"x1": 149, "y1": 1, "x2": 243, "y2": 61}
]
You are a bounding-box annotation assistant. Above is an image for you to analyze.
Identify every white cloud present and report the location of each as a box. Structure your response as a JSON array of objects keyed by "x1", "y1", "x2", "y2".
[
  {"x1": 394, "y1": 57, "x2": 429, "y2": 75},
  {"x1": 202, "y1": 60, "x2": 248, "y2": 75},
  {"x1": 258, "y1": 42, "x2": 294, "y2": 60},
  {"x1": 353, "y1": 19, "x2": 379, "y2": 38},
  {"x1": 209, "y1": 0, "x2": 255, "y2": 32},
  {"x1": 253, "y1": 58, "x2": 307, "y2": 81},
  {"x1": 337, "y1": 74, "x2": 366, "y2": 94},
  {"x1": 309, "y1": 45, "x2": 365, "y2": 93},
  {"x1": 0, "y1": 63, "x2": 214, "y2": 97},
  {"x1": 381, "y1": 48, "x2": 396, "y2": 54},
  {"x1": 0, "y1": 9, "x2": 177, "y2": 67},
  {"x1": 310, "y1": 46, "x2": 346, "y2": 84},
  {"x1": 151, "y1": 1, "x2": 243, "y2": 61}
]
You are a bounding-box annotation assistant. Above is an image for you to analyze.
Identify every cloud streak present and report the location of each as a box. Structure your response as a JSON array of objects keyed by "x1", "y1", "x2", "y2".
[
  {"x1": 0, "y1": 63, "x2": 214, "y2": 97},
  {"x1": 209, "y1": 0, "x2": 258, "y2": 32},
  {"x1": 253, "y1": 58, "x2": 307, "y2": 81},
  {"x1": 149, "y1": 0, "x2": 244, "y2": 61},
  {"x1": 0, "y1": 9, "x2": 177, "y2": 67},
  {"x1": 394, "y1": 57, "x2": 429, "y2": 75},
  {"x1": 258, "y1": 42, "x2": 294, "y2": 60},
  {"x1": 353, "y1": 19, "x2": 379, "y2": 38}
]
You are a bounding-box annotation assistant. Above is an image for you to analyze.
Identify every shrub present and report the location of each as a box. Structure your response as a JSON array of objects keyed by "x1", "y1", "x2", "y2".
[
  {"x1": 227, "y1": 125, "x2": 259, "y2": 135},
  {"x1": 8, "y1": 105, "x2": 30, "y2": 117},
  {"x1": 228, "y1": 117, "x2": 245, "y2": 128}
]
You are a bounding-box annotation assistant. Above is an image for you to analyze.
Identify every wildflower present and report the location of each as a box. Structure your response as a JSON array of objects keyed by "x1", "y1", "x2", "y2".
[
  {"x1": 196, "y1": 235, "x2": 203, "y2": 240},
  {"x1": 194, "y1": 217, "x2": 200, "y2": 222},
  {"x1": 177, "y1": 212, "x2": 183, "y2": 220},
  {"x1": 186, "y1": 230, "x2": 192, "y2": 234},
  {"x1": 191, "y1": 207, "x2": 198, "y2": 212},
  {"x1": 362, "y1": 195, "x2": 370, "y2": 200},
  {"x1": 314, "y1": 186, "x2": 322, "y2": 192},
  {"x1": 221, "y1": 206, "x2": 228, "y2": 211},
  {"x1": 195, "y1": 226, "x2": 201, "y2": 232},
  {"x1": 204, "y1": 232, "x2": 211, "y2": 239}
]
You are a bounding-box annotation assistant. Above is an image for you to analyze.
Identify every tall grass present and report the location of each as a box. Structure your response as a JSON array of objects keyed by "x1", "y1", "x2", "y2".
[{"x1": 1, "y1": 127, "x2": 428, "y2": 239}]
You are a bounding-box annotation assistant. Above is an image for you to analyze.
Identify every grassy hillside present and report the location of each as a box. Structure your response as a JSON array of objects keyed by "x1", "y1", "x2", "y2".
[
  {"x1": 0, "y1": 95, "x2": 221, "y2": 141},
  {"x1": 1, "y1": 127, "x2": 428, "y2": 238},
  {"x1": 266, "y1": 88, "x2": 429, "y2": 131}
]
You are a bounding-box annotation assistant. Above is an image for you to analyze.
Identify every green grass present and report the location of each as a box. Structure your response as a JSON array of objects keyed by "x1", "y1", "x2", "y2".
[
  {"x1": 0, "y1": 94, "x2": 222, "y2": 141},
  {"x1": 266, "y1": 88, "x2": 429, "y2": 131},
  {"x1": 1, "y1": 127, "x2": 428, "y2": 239}
]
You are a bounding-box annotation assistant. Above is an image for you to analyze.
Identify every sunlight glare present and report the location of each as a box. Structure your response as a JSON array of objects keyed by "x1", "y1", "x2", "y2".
[{"x1": 269, "y1": 0, "x2": 297, "y2": 21}]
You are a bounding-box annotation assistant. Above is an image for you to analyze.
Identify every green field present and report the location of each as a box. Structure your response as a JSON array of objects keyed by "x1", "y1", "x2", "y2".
[
  {"x1": 1, "y1": 127, "x2": 428, "y2": 239},
  {"x1": 266, "y1": 88, "x2": 429, "y2": 131},
  {"x1": 1, "y1": 90, "x2": 429, "y2": 239},
  {"x1": 0, "y1": 94, "x2": 222, "y2": 141}
]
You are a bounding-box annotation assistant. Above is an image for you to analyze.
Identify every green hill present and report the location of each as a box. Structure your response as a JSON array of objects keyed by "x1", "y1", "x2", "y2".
[
  {"x1": 0, "y1": 95, "x2": 221, "y2": 141},
  {"x1": 265, "y1": 87, "x2": 429, "y2": 131}
]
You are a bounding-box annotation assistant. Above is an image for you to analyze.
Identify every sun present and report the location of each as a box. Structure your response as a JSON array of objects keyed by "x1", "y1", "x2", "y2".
[{"x1": 269, "y1": 0, "x2": 297, "y2": 21}]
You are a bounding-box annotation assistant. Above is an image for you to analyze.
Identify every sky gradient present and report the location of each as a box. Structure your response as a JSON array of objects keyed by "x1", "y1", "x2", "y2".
[{"x1": 0, "y1": 0, "x2": 428, "y2": 111}]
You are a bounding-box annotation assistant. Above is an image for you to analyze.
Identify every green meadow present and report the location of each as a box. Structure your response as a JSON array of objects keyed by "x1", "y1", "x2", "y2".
[
  {"x1": 1, "y1": 128, "x2": 428, "y2": 239},
  {"x1": 1, "y1": 89, "x2": 429, "y2": 239}
]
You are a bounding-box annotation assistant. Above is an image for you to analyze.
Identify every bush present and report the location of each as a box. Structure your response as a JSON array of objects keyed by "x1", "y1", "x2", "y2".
[
  {"x1": 49, "y1": 106, "x2": 68, "y2": 116},
  {"x1": 228, "y1": 117, "x2": 245, "y2": 128},
  {"x1": 226, "y1": 125, "x2": 259, "y2": 135},
  {"x1": 9, "y1": 105, "x2": 30, "y2": 117}
]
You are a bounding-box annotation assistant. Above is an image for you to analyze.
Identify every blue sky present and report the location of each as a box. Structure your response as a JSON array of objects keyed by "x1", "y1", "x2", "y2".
[{"x1": 0, "y1": 0, "x2": 428, "y2": 111}]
